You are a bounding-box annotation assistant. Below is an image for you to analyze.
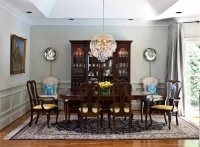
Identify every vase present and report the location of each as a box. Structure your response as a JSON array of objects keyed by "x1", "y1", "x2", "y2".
[{"x1": 101, "y1": 87, "x2": 110, "y2": 95}]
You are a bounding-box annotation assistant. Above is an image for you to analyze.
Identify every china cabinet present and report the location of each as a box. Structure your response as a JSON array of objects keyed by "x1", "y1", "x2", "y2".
[{"x1": 70, "y1": 40, "x2": 132, "y2": 92}]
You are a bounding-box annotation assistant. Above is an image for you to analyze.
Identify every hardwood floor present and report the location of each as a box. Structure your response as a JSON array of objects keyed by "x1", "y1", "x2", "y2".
[{"x1": 0, "y1": 111, "x2": 199, "y2": 147}]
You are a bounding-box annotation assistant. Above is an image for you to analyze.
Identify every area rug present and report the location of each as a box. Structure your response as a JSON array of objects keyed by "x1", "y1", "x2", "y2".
[{"x1": 4, "y1": 115, "x2": 199, "y2": 140}]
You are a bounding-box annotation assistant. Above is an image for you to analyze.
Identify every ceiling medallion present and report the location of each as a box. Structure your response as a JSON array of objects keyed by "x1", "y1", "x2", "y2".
[{"x1": 90, "y1": 0, "x2": 116, "y2": 62}]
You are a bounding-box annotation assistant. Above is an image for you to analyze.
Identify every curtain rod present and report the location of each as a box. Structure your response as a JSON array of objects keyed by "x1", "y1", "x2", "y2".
[{"x1": 183, "y1": 21, "x2": 200, "y2": 24}]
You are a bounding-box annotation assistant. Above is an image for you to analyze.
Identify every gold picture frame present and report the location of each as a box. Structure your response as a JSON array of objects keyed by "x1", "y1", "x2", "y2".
[{"x1": 10, "y1": 35, "x2": 27, "y2": 74}]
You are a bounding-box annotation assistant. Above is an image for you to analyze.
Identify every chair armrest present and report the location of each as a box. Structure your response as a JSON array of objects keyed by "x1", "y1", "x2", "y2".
[
  {"x1": 39, "y1": 94, "x2": 58, "y2": 99},
  {"x1": 31, "y1": 99, "x2": 46, "y2": 110},
  {"x1": 38, "y1": 96, "x2": 57, "y2": 105},
  {"x1": 173, "y1": 97, "x2": 181, "y2": 107},
  {"x1": 38, "y1": 96, "x2": 55, "y2": 100},
  {"x1": 151, "y1": 95, "x2": 165, "y2": 103}
]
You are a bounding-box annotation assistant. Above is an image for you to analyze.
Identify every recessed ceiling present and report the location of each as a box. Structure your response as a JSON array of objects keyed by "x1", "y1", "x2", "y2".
[{"x1": 1, "y1": 0, "x2": 200, "y2": 25}]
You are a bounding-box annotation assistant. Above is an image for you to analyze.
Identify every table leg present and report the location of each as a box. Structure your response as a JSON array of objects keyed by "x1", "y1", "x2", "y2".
[
  {"x1": 63, "y1": 100, "x2": 68, "y2": 125},
  {"x1": 144, "y1": 101, "x2": 148, "y2": 129},
  {"x1": 140, "y1": 100, "x2": 143, "y2": 123}
]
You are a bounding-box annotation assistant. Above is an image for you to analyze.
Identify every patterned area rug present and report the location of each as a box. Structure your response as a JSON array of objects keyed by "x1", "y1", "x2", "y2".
[{"x1": 4, "y1": 115, "x2": 199, "y2": 140}]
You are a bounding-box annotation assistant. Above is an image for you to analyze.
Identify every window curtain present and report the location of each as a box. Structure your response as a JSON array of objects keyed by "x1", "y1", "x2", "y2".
[{"x1": 165, "y1": 22, "x2": 185, "y2": 116}]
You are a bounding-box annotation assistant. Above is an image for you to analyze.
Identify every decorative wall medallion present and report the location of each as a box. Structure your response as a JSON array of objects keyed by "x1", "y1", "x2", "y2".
[
  {"x1": 44, "y1": 47, "x2": 57, "y2": 61},
  {"x1": 144, "y1": 48, "x2": 157, "y2": 61}
]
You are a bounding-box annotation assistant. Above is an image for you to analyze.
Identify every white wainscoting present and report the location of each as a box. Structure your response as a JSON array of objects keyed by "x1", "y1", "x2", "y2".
[
  {"x1": 0, "y1": 94, "x2": 12, "y2": 116},
  {"x1": 0, "y1": 84, "x2": 30, "y2": 130}
]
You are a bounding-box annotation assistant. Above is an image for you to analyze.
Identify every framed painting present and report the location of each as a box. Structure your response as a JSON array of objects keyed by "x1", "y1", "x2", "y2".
[{"x1": 10, "y1": 35, "x2": 27, "y2": 74}]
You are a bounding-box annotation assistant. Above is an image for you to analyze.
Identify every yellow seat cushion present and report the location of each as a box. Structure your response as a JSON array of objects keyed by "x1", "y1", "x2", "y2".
[
  {"x1": 33, "y1": 104, "x2": 57, "y2": 110},
  {"x1": 110, "y1": 103, "x2": 130, "y2": 113},
  {"x1": 79, "y1": 103, "x2": 102, "y2": 113},
  {"x1": 151, "y1": 105, "x2": 173, "y2": 110},
  {"x1": 79, "y1": 107, "x2": 102, "y2": 113}
]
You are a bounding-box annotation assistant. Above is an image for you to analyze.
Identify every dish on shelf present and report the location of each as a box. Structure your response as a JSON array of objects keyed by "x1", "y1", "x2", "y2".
[
  {"x1": 88, "y1": 71, "x2": 94, "y2": 76},
  {"x1": 90, "y1": 78, "x2": 98, "y2": 81}
]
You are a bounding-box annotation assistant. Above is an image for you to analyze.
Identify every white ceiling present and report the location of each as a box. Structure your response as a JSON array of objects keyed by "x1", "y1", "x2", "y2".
[{"x1": 1, "y1": 0, "x2": 200, "y2": 25}]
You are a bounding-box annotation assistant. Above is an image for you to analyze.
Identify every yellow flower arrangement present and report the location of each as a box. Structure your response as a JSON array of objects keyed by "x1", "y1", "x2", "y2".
[
  {"x1": 99, "y1": 81, "x2": 113, "y2": 95},
  {"x1": 99, "y1": 81, "x2": 112, "y2": 88}
]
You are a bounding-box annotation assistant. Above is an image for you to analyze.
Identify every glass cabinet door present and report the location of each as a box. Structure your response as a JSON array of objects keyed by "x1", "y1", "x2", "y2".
[
  {"x1": 87, "y1": 51, "x2": 100, "y2": 83},
  {"x1": 72, "y1": 47, "x2": 85, "y2": 87},
  {"x1": 116, "y1": 48, "x2": 129, "y2": 81},
  {"x1": 87, "y1": 52, "x2": 114, "y2": 82},
  {"x1": 102, "y1": 57, "x2": 114, "y2": 82}
]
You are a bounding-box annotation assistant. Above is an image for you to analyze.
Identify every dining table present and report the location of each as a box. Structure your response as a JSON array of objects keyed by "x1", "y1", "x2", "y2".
[{"x1": 58, "y1": 91, "x2": 153, "y2": 129}]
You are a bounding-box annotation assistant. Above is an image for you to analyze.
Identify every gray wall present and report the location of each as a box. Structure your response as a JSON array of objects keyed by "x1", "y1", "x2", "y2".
[
  {"x1": 183, "y1": 23, "x2": 200, "y2": 38},
  {"x1": 30, "y1": 25, "x2": 168, "y2": 84},
  {"x1": 0, "y1": 6, "x2": 31, "y2": 130}
]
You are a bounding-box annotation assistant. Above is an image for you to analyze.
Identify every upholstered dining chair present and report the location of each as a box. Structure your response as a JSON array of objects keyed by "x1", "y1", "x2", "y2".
[
  {"x1": 39, "y1": 76, "x2": 59, "y2": 100},
  {"x1": 142, "y1": 77, "x2": 164, "y2": 113},
  {"x1": 108, "y1": 82, "x2": 133, "y2": 132},
  {"x1": 27, "y1": 80, "x2": 59, "y2": 128},
  {"x1": 78, "y1": 82, "x2": 103, "y2": 133},
  {"x1": 149, "y1": 80, "x2": 182, "y2": 129}
]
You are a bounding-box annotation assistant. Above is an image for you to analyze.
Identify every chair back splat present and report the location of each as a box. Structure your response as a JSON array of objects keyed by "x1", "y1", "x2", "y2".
[{"x1": 27, "y1": 80, "x2": 40, "y2": 108}]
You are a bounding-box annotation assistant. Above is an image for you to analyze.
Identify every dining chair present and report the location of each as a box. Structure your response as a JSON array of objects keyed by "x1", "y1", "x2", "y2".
[
  {"x1": 39, "y1": 76, "x2": 59, "y2": 100},
  {"x1": 108, "y1": 82, "x2": 133, "y2": 132},
  {"x1": 78, "y1": 82, "x2": 103, "y2": 133},
  {"x1": 27, "y1": 80, "x2": 59, "y2": 128},
  {"x1": 67, "y1": 80, "x2": 96, "y2": 122},
  {"x1": 142, "y1": 77, "x2": 164, "y2": 113},
  {"x1": 149, "y1": 80, "x2": 182, "y2": 129},
  {"x1": 112, "y1": 79, "x2": 131, "y2": 120}
]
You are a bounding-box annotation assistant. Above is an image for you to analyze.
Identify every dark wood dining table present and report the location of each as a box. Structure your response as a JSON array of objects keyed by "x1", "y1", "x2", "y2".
[{"x1": 58, "y1": 91, "x2": 153, "y2": 129}]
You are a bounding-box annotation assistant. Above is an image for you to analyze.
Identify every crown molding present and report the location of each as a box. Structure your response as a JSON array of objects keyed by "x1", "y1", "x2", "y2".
[
  {"x1": 178, "y1": 17, "x2": 200, "y2": 23},
  {"x1": 31, "y1": 19, "x2": 172, "y2": 26},
  {"x1": 0, "y1": 0, "x2": 32, "y2": 25}
]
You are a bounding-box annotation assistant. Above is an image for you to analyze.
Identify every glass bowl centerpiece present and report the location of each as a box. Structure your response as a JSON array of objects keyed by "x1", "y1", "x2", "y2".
[{"x1": 99, "y1": 81, "x2": 113, "y2": 95}]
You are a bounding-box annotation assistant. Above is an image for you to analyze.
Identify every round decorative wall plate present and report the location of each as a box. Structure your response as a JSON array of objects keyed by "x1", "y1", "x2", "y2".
[
  {"x1": 44, "y1": 47, "x2": 58, "y2": 61},
  {"x1": 144, "y1": 48, "x2": 157, "y2": 61}
]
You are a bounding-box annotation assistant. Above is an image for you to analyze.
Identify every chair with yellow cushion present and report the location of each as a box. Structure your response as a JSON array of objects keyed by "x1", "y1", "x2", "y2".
[
  {"x1": 78, "y1": 82, "x2": 103, "y2": 133},
  {"x1": 27, "y1": 80, "x2": 59, "y2": 128},
  {"x1": 108, "y1": 82, "x2": 133, "y2": 132},
  {"x1": 149, "y1": 80, "x2": 182, "y2": 129}
]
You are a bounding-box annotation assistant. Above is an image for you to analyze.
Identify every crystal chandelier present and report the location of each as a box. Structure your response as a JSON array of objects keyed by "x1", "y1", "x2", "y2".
[{"x1": 90, "y1": 0, "x2": 116, "y2": 62}]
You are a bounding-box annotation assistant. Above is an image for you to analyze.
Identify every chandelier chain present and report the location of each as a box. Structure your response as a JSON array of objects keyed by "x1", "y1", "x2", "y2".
[{"x1": 103, "y1": 0, "x2": 104, "y2": 33}]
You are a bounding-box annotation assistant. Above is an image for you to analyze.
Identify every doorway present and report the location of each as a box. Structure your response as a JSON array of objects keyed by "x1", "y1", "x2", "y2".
[{"x1": 184, "y1": 40, "x2": 200, "y2": 117}]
